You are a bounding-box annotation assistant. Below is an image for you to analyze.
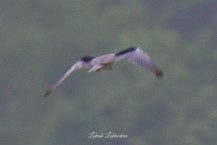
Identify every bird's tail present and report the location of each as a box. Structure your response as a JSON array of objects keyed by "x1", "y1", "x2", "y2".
[
  {"x1": 89, "y1": 63, "x2": 113, "y2": 72},
  {"x1": 88, "y1": 65, "x2": 102, "y2": 72}
]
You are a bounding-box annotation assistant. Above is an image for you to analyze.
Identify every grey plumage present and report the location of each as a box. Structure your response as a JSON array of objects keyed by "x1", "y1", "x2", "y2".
[{"x1": 44, "y1": 47, "x2": 163, "y2": 97}]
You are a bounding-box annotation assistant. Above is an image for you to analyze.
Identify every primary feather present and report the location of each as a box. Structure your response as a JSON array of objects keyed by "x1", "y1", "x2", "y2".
[
  {"x1": 44, "y1": 62, "x2": 83, "y2": 97},
  {"x1": 114, "y1": 47, "x2": 163, "y2": 78}
]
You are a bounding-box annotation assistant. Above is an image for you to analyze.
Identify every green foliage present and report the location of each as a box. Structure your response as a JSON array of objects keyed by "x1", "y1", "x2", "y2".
[{"x1": 1, "y1": 0, "x2": 217, "y2": 145}]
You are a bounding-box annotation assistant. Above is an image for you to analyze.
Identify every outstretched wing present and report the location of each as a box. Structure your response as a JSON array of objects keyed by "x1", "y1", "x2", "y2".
[
  {"x1": 44, "y1": 61, "x2": 82, "y2": 97},
  {"x1": 115, "y1": 47, "x2": 163, "y2": 78}
]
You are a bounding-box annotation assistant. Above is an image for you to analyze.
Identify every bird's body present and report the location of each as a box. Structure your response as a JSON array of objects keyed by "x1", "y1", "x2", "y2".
[
  {"x1": 88, "y1": 53, "x2": 116, "y2": 72},
  {"x1": 44, "y1": 47, "x2": 163, "y2": 97}
]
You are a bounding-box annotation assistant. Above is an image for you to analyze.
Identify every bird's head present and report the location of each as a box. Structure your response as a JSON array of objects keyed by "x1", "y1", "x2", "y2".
[{"x1": 80, "y1": 55, "x2": 95, "y2": 63}]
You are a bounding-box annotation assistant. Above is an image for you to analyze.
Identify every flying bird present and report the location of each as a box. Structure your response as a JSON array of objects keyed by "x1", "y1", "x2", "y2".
[{"x1": 44, "y1": 47, "x2": 163, "y2": 97}]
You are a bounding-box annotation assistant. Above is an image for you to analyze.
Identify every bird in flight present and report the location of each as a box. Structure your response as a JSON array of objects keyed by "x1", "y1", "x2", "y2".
[{"x1": 44, "y1": 47, "x2": 163, "y2": 97}]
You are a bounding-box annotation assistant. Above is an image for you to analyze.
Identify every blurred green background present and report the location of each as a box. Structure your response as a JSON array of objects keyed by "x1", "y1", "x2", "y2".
[{"x1": 1, "y1": 0, "x2": 217, "y2": 145}]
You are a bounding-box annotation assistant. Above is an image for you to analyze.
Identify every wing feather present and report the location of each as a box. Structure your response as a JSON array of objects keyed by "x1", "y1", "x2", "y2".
[
  {"x1": 116, "y1": 48, "x2": 163, "y2": 78},
  {"x1": 44, "y1": 62, "x2": 82, "y2": 97}
]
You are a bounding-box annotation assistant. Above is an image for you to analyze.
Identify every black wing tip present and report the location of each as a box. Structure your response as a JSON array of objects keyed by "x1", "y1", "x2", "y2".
[
  {"x1": 155, "y1": 69, "x2": 163, "y2": 78},
  {"x1": 115, "y1": 46, "x2": 137, "y2": 56},
  {"x1": 44, "y1": 88, "x2": 53, "y2": 97}
]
